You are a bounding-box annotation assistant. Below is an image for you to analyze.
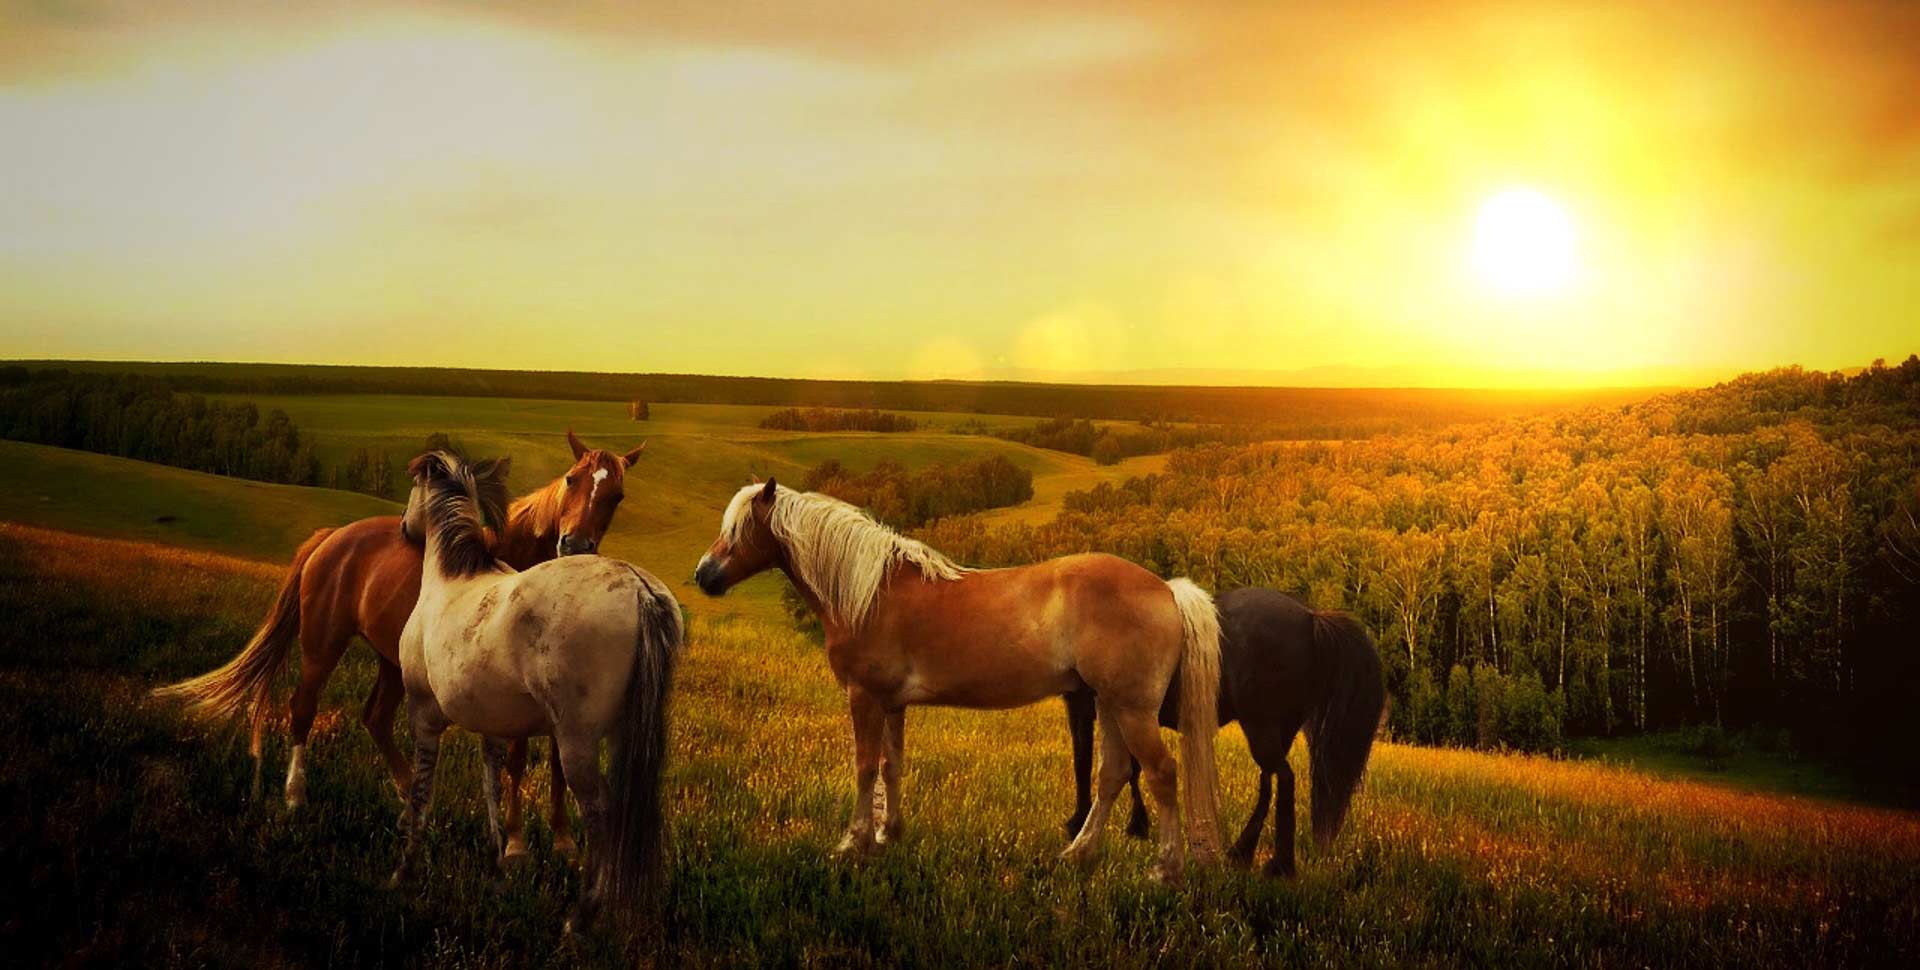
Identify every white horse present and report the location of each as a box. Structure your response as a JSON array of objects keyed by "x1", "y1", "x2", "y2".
[{"x1": 392, "y1": 450, "x2": 683, "y2": 933}]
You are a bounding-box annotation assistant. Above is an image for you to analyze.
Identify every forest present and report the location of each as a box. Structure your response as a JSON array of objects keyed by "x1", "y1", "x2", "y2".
[
  {"x1": 22, "y1": 359, "x2": 1653, "y2": 427},
  {"x1": 988, "y1": 416, "x2": 1276, "y2": 464},
  {"x1": 802, "y1": 454, "x2": 1033, "y2": 530},
  {"x1": 0, "y1": 368, "x2": 410, "y2": 500},
  {"x1": 760, "y1": 407, "x2": 919, "y2": 433},
  {"x1": 921, "y1": 359, "x2": 1920, "y2": 796},
  {"x1": 0, "y1": 368, "x2": 321, "y2": 486}
]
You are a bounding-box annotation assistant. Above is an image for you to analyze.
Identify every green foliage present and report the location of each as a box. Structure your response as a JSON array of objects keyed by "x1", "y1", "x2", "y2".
[
  {"x1": 801, "y1": 455, "x2": 1033, "y2": 530},
  {"x1": 920, "y1": 359, "x2": 1920, "y2": 793},
  {"x1": 760, "y1": 407, "x2": 919, "y2": 433},
  {"x1": 0, "y1": 368, "x2": 321, "y2": 486},
  {"x1": 994, "y1": 416, "x2": 1274, "y2": 464}
]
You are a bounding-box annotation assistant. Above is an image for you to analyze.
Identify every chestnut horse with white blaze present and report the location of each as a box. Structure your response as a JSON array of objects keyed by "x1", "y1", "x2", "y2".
[
  {"x1": 393, "y1": 450, "x2": 682, "y2": 933},
  {"x1": 694, "y1": 479, "x2": 1225, "y2": 883},
  {"x1": 155, "y1": 430, "x2": 643, "y2": 860}
]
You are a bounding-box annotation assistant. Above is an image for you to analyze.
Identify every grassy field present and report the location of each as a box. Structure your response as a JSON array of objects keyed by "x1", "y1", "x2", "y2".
[
  {"x1": 3, "y1": 522, "x2": 1916, "y2": 967},
  {"x1": 0, "y1": 400, "x2": 1127, "y2": 622}
]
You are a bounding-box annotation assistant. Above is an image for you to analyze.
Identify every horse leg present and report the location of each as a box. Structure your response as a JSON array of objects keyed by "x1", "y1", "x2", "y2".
[
  {"x1": 388, "y1": 694, "x2": 447, "y2": 888},
  {"x1": 1124, "y1": 759, "x2": 1152, "y2": 840},
  {"x1": 1063, "y1": 690, "x2": 1096, "y2": 836},
  {"x1": 555, "y1": 731, "x2": 613, "y2": 934},
  {"x1": 285, "y1": 625, "x2": 352, "y2": 810},
  {"x1": 360, "y1": 658, "x2": 411, "y2": 803},
  {"x1": 878, "y1": 707, "x2": 906, "y2": 845},
  {"x1": 548, "y1": 738, "x2": 577, "y2": 861},
  {"x1": 1263, "y1": 761, "x2": 1298, "y2": 879},
  {"x1": 1111, "y1": 705, "x2": 1186, "y2": 885},
  {"x1": 1246, "y1": 726, "x2": 1301, "y2": 878},
  {"x1": 1060, "y1": 702, "x2": 1134, "y2": 868},
  {"x1": 500, "y1": 738, "x2": 529, "y2": 864},
  {"x1": 480, "y1": 737, "x2": 509, "y2": 866},
  {"x1": 1228, "y1": 771, "x2": 1274, "y2": 870},
  {"x1": 834, "y1": 686, "x2": 885, "y2": 859}
]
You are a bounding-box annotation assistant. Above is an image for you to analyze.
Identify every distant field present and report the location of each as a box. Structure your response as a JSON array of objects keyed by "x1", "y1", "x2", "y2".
[
  {"x1": 3, "y1": 524, "x2": 1914, "y2": 967},
  {"x1": 17, "y1": 358, "x2": 1665, "y2": 426},
  {"x1": 0, "y1": 399, "x2": 1137, "y2": 623},
  {"x1": 0, "y1": 440, "x2": 395, "y2": 561}
]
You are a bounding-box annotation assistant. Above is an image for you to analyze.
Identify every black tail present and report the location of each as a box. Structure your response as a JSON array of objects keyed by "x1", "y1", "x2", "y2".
[
  {"x1": 601, "y1": 576, "x2": 684, "y2": 925},
  {"x1": 1303, "y1": 611, "x2": 1385, "y2": 848}
]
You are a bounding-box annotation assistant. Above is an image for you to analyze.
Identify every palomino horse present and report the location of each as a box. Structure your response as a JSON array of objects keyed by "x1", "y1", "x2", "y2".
[
  {"x1": 156, "y1": 430, "x2": 643, "y2": 861},
  {"x1": 392, "y1": 450, "x2": 682, "y2": 932},
  {"x1": 1063, "y1": 586, "x2": 1386, "y2": 877},
  {"x1": 694, "y1": 479, "x2": 1226, "y2": 883}
]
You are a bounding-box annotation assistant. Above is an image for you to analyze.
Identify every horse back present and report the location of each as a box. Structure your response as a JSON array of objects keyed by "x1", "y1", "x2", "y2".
[{"x1": 302, "y1": 514, "x2": 424, "y2": 664}]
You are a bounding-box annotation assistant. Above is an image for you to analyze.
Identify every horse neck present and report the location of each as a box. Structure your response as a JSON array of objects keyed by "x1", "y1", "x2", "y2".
[
  {"x1": 779, "y1": 556, "x2": 917, "y2": 644},
  {"x1": 498, "y1": 482, "x2": 563, "y2": 569}
]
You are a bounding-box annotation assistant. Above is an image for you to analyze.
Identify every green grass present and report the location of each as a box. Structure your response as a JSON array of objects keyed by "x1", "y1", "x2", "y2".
[
  {"x1": 2, "y1": 524, "x2": 1916, "y2": 967},
  {"x1": 0, "y1": 440, "x2": 396, "y2": 562},
  {"x1": 260, "y1": 396, "x2": 1132, "y2": 623},
  {"x1": 1568, "y1": 731, "x2": 1875, "y2": 806}
]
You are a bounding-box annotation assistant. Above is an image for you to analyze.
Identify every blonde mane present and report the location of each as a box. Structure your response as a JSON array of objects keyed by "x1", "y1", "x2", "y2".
[
  {"x1": 506, "y1": 477, "x2": 565, "y2": 539},
  {"x1": 722, "y1": 483, "x2": 968, "y2": 631}
]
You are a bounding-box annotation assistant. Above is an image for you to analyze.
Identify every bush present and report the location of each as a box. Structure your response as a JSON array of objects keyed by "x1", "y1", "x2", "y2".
[
  {"x1": 760, "y1": 408, "x2": 917, "y2": 433},
  {"x1": 801, "y1": 455, "x2": 1033, "y2": 530}
]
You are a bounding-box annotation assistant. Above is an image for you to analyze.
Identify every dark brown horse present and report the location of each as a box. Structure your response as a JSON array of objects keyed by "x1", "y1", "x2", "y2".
[
  {"x1": 1063, "y1": 586, "x2": 1385, "y2": 876},
  {"x1": 157, "y1": 430, "x2": 643, "y2": 861}
]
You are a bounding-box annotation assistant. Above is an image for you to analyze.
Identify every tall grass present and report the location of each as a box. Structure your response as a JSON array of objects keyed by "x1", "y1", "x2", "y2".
[{"x1": 2, "y1": 522, "x2": 1915, "y2": 967}]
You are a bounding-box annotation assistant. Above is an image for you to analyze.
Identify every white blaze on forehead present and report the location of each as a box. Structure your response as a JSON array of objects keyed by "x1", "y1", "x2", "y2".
[{"x1": 589, "y1": 466, "x2": 610, "y2": 502}]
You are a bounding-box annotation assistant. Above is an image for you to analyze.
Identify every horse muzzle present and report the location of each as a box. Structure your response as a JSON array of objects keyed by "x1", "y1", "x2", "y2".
[
  {"x1": 694, "y1": 557, "x2": 729, "y2": 597},
  {"x1": 557, "y1": 534, "x2": 598, "y2": 556}
]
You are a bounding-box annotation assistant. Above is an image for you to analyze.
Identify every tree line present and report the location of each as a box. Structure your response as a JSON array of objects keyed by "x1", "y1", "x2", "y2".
[
  {"x1": 988, "y1": 416, "x2": 1279, "y2": 465},
  {"x1": 920, "y1": 359, "x2": 1920, "y2": 796},
  {"x1": 0, "y1": 368, "x2": 406, "y2": 501},
  {"x1": 0, "y1": 368, "x2": 322, "y2": 486},
  {"x1": 802, "y1": 455, "x2": 1034, "y2": 531},
  {"x1": 26, "y1": 359, "x2": 1653, "y2": 426},
  {"x1": 761, "y1": 408, "x2": 919, "y2": 433}
]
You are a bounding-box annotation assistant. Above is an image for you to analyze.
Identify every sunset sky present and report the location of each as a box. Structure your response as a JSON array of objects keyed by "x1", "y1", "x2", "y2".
[{"x1": 2, "y1": 1, "x2": 1916, "y2": 387}]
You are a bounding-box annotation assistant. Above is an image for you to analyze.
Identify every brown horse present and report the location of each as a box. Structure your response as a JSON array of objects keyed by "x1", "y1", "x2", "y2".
[
  {"x1": 157, "y1": 430, "x2": 643, "y2": 860},
  {"x1": 694, "y1": 479, "x2": 1226, "y2": 884}
]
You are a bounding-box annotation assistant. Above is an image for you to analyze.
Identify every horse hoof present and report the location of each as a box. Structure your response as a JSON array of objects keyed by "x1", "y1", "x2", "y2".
[
  {"x1": 1124, "y1": 818, "x2": 1152, "y2": 841},
  {"x1": 1058, "y1": 845, "x2": 1097, "y2": 871},
  {"x1": 1226, "y1": 848, "x2": 1255, "y2": 871},
  {"x1": 833, "y1": 832, "x2": 876, "y2": 860},
  {"x1": 553, "y1": 835, "x2": 579, "y2": 863},
  {"x1": 1262, "y1": 860, "x2": 1297, "y2": 880}
]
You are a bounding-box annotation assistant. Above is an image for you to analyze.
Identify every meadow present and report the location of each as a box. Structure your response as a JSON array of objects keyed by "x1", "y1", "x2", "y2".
[
  {"x1": 3, "y1": 522, "x2": 1916, "y2": 967},
  {"x1": 2, "y1": 390, "x2": 1917, "y2": 966}
]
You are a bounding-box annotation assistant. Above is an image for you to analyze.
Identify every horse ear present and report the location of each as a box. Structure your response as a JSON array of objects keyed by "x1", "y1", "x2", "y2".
[
  {"x1": 567, "y1": 429, "x2": 588, "y2": 460},
  {"x1": 758, "y1": 477, "x2": 777, "y2": 504},
  {"x1": 622, "y1": 441, "x2": 646, "y2": 466},
  {"x1": 476, "y1": 456, "x2": 512, "y2": 485}
]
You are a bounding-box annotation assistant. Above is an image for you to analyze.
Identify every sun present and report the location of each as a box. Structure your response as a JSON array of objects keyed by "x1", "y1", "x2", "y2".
[{"x1": 1471, "y1": 187, "x2": 1577, "y2": 297}]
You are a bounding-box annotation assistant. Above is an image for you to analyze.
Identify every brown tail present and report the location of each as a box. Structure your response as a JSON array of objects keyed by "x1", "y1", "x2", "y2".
[{"x1": 152, "y1": 528, "x2": 330, "y2": 759}]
